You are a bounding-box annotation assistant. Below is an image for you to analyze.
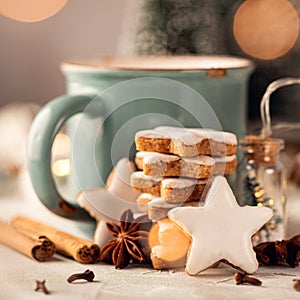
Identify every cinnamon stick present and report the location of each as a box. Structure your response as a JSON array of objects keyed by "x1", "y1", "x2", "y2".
[
  {"x1": 0, "y1": 220, "x2": 55, "y2": 261},
  {"x1": 11, "y1": 216, "x2": 100, "y2": 264}
]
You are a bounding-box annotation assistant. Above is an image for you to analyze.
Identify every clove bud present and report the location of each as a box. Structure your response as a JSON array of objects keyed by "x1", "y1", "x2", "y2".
[
  {"x1": 234, "y1": 272, "x2": 262, "y2": 286},
  {"x1": 67, "y1": 269, "x2": 95, "y2": 283},
  {"x1": 35, "y1": 280, "x2": 50, "y2": 294},
  {"x1": 293, "y1": 279, "x2": 300, "y2": 292}
]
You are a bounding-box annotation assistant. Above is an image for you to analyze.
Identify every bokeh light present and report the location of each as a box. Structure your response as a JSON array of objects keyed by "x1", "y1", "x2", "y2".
[
  {"x1": 233, "y1": 0, "x2": 299, "y2": 60},
  {"x1": 0, "y1": 0, "x2": 68, "y2": 23},
  {"x1": 52, "y1": 133, "x2": 71, "y2": 156},
  {"x1": 52, "y1": 159, "x2": 70, "y2": 177}
]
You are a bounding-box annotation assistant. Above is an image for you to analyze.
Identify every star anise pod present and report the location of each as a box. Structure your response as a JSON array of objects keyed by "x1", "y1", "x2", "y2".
[
  {"x1": 99, "y1": 209, "x2": 151, "y2": 269},
  {"x1": 254, "y1": 235, "x2": 300, "y2": 267}
]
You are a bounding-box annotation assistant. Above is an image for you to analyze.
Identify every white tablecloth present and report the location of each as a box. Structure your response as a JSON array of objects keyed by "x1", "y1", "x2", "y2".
[{"x1": 1, "y1": 171, "x2": 300, "y2": 300}]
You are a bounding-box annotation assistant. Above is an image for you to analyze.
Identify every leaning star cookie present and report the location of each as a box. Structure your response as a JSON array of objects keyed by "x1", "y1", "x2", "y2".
[
  {"x1": 77, "y1": 158, "x2": 140, "y2": 248},
  {"x1": 168, "y1": 176, "x2": 273, "y2": 275}
]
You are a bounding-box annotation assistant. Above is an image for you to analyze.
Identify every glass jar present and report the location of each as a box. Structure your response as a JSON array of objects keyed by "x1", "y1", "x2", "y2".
[{"x1": 236, "y1": 135, "x2": 287, "y2": 245}]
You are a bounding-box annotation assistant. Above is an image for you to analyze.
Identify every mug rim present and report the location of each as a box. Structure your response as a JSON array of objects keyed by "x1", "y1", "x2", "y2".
[{"x1": 61, "y1": 55, "x2": 254, "y2": 72}]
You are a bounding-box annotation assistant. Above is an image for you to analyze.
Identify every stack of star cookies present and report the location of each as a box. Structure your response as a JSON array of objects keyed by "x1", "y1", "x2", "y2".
[{"x1": 130, "y1": 126, "x2": 238, "y2": 220}]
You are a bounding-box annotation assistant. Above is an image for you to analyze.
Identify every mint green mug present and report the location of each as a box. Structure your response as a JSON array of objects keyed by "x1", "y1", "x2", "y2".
[{"x1": 27, "y1": 56, "x2": 254, "y2": 219}]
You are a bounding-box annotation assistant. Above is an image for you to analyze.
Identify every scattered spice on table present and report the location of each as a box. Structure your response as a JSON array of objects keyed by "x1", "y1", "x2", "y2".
[
  {"x1": 67, "y1": 270, "x2": 95, "y2": 283},
  {"x1": 99, "y1": 209, "x2": 151, "y2": 269},
  {"x1": 254, "y1": 235, "x2": 300, "y2": 267},
  {"x1": 234, "y1": 272, "x2": 262, "y2": 286},
  {"x1": 35, "y1": 279, "x2": 50, "y2": 294},
  {"x1": 293, "y1": 279, "x2": 300, "y2": 292}
]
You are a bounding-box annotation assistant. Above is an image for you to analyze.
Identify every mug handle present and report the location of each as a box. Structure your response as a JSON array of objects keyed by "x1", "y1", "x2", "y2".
[{"x1": 27, "y1": 94, "x2": 99, "y2": 219}]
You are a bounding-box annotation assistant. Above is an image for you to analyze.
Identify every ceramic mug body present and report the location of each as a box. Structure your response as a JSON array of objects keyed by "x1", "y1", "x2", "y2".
[{"x1": 27, "y1": 55, "x2": 254, "y2": 219}]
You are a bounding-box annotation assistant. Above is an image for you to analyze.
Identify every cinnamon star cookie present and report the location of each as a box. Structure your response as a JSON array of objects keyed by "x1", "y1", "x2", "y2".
[{"x1": 168, "y1": 176, "x2": 273, "y2": 275}]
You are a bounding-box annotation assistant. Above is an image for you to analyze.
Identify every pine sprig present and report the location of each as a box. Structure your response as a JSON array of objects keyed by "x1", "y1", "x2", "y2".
[{"x1": 134, "y1": 0, "x2": 237, "y2": 55}]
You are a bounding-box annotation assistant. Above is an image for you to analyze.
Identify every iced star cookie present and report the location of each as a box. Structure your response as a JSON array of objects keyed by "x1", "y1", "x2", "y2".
[
  {"x1": 77, "y1": 158, "x2": 140, "y2": 248},
  {"x1": 148, "y1": 197, "x2": 182, "y2": 221},
  {"x1": 168, "y1": 176, "x2": 273, "y2": 275},
  {"x1": 212, "y1": 155, "x2": 238, "y2": 175},
  {"x1": 161, "y1": 178, "x2": 207, "y2": 203},
  {"x1": 135, "y1": 151, "x2": 237, "y2": 177},
  {"x1": 135, "y1": 126, "x2": 237, "y2": 157},
  {"x1": 136, "y1": 151, "x2": 214, "y2": 178},
  {"x1": 131, "y1": 171, "x2": 207, "y2": 203},
  {"x1": 130, "y1": 171, "x2": 162, "y2": 196},
  {"x1": 136, "y1": 193, "x2": 157, "y2": 213},
  {"x1": 135, "y1": 151, "x2": 237, "y2": 178},
  {"x1": 148, "y1": 197, "x2": 201, "y2": 220},
  {"x1": 136, "y1": 193, "x2": 201, "y2": 220}
]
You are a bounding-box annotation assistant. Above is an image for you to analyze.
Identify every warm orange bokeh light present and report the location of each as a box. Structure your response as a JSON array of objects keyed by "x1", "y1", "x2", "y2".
[
  {"x1": 149, "y1": 218, "x2": 191, "y2": 262},
  {"x1": 0, "y1": 0, "x2": 68, "y2": 23},
  {"x1": 234, "y1": 0, "x2": 299, "y2": 60}
]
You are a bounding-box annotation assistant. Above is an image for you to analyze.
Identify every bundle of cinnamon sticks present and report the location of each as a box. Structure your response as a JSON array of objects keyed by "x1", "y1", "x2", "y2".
[{"x1": 0, "y1": 216, "x2": 100, "y2": 263}]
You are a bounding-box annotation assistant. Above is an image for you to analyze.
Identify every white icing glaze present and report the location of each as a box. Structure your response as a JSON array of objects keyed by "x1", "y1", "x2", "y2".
[
  {"x1": 162, "y1": 178, "x2": 207, "y2": 189},
  {"x1": 131, "y1": 171, "x2": 162, "y2": 183},
  {"x1": 188, "y1": 128, "x2": 237, "y2": 145},
  {"x1": 137, "y1": 193, "x2": 158, "y2": 213},
  {"x1": 135, "y1": 130, "x2": 171, "y2": 139},
  {"x1": 183, "y1": 155, "x2": 215, "y2": 166},
  {"x1": 137, "y1": 193, "x2": 158, "y2": 202},
  {"x1": 155, "y1": 126, "x2": 237, "y2": 145},
  {"x1": 168, "y1": 176, "x2": 273, "y2": 275},
  {"x1": 131, "y1": 172, "x2": 208, "y2": 193},
  {"x1": 149, "y1": 197, "x2": 179, "y2": 209},
  {"x1": 138, "y1": 151, "x2": 234, "y2": 166},
  {"x1": 143, "y1": 152, "x2": 181, "y2": 164},
  {"x1": 135, "y1": 151, "x2": 159, "y2": 159},
  {"x1": 149, "y1": 197, "x2": 204, "y2": 210},
  {"x1": 213, "y1": 155, "x2": 236, "y2": 163},
  {"x1": 142, "y1": 152, "x2": 214, "y2": 166}
]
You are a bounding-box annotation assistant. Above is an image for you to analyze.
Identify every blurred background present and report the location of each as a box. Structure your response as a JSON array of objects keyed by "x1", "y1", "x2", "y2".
[
  {"x1": 0, "y1": 0, "x2": 300, "y2": 194},
  {"x1": 0, "y1": 0, "x2": 300, "y2": 122},
  {"x1": 0, "y1": 0, "x2": 125, "y2": 106}
]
